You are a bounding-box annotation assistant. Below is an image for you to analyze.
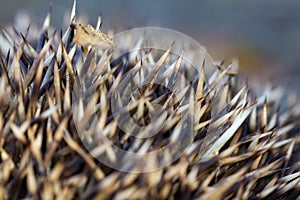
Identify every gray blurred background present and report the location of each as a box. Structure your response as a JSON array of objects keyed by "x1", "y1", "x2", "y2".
[{"x1": 1, "y1": 0, "x2": 300, "y2": 93}]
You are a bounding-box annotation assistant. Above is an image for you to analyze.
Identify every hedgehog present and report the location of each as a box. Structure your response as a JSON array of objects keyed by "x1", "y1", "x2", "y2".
[{"x1": 0, "y1": 1, "x2": 300, "y2": 199}]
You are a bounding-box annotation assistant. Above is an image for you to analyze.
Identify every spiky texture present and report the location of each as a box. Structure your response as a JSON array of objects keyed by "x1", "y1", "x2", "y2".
[{"x1": 0, "y1": 4, "x2": 300, "y2": 200}]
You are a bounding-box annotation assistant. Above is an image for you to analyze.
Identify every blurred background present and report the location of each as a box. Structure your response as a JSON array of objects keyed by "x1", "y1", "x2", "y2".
[{"x1": 0, "y1": 0, "x2": 300, "y2": 94}]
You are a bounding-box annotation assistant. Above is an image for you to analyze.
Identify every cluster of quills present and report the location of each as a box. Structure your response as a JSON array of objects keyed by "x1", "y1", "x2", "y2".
[{"x1": 0, "y1": 1, "x2": 299, "y2": 199}]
